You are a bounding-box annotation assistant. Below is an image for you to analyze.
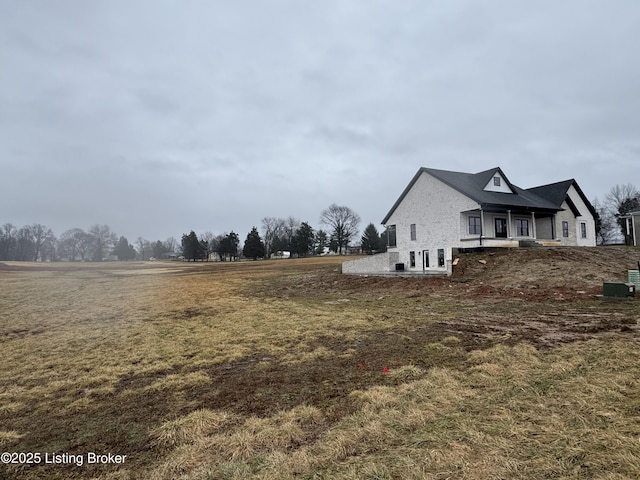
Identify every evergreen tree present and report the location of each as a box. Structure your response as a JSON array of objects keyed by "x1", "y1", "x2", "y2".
[
  {"x1": 114, "y1": 236, "x2": 136, "y2": 260},
  {"x1": 328, "y1": 236, "x2": 339, "y2": 254},
  {"x1": 314, "y1": 229, "x2": 328, "y2": 255},
  {"x1": 379, "y1": 229, "x2": 389, "y2": 253},
  {"x1": 291, "y1": 222, "x2": 314, "y2": 257},
  {"x1": 152, "y1": 240, "x2": 168, "y2": 259},
  {"x1": 243, "y1": 227, "x2": 265, "y2": 260},
  {"x1": 271, "y1": 234, "x2": 289, "y2": 254},
  {"x1": 219, "y1": 231, "x2": 240, "y2": 261},
  {"x1": 181, "y1": 231, "x2": 203, "y2": 261},
  {"x1": 361, "y1": 223, "x2": 381, "y2": 254}
]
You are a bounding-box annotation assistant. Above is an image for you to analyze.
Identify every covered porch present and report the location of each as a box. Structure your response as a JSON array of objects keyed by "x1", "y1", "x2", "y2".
[{"x1": 460, "y1": 207, "x2": 561, "y2": 248}]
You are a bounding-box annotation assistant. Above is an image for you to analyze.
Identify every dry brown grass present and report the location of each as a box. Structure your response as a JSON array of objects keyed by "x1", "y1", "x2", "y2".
[
  {"x1": 1, "y1": 253, "x2": 640, "y2": 479},
  {"x1": 151, "y1": 341, "x2": 640, "y2": 480}
]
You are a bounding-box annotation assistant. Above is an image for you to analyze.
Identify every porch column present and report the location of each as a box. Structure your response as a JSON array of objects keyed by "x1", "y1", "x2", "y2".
[
  {"x1": 507, "y1": 210, "x2": 512, "y2": 238},
  {"x1": 633, "y1": 216, "x2": 637, "y2": 247},
  {"x1": 551, "y1": 214, "x2": 557, "y2": 240},
  {"x1": 480, "y1": 209, "x2": 485, "y2": 245},
  {"x1": 531, "y1": 212, "x2": 536, "y2": 238}
]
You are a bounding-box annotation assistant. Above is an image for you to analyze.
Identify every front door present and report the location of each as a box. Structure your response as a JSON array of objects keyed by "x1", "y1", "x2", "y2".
[
  {"x1": 495, "y1": 218, "x2": 507, "y2": 238},
  {"x1": 422, "y1": 250, "x2": 429, "y2": 270}
]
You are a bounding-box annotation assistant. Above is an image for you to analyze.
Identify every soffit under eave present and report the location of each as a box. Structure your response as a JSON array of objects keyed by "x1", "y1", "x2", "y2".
[{"x1": 478, "y1": 203, "x2": 562, "y2": 215}]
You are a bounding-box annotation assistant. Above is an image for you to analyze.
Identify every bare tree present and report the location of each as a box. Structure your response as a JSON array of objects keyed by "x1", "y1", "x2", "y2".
[
  {"x1": 592, "y1": 198, "x2": 616, "y2": 245},
  {"x1": 41, "y1": 234, "x2": 57, "y2": 261},
  {"x1": 210, "y1": 234, "x2": 224, "y2": 261},
  {"x1": 200, "y1": 231, "x2": 215, "y2": 260},
  {"x1": 136, "y1": 237, "x2": 152, "y2": 260},
  {"x1": 284, "y1": 216, "x2": 300, "y2": 252},
  {"x1": 59, "y1": 228, "x2": 83, "y2": 261},
  {"x1": 76, "y1": 230, "x2": 92, "y2": 261},
  {"x1": 59, "y1": 228, "x2": 92, "y2": 261},
  {"x1": 88, "y1": 224, "x2": 117, "y2": 261},
  {"x1": 15, "y1": 226, "x2": 35, "y2": 261},
  {"x1": 261, "y1": 217, "x2": 286, "y2": 257},
  {"x1": 29, "y1": 223, "x2": 54, "y2": 262},
  {"x1": 164, "y1": 237, "x2": 177, "y2": 254},
  {"x1": 320, "y1": 204, "x2": 361, "y2": 255},
  {"x1": 0, "y1": 223, "x2": 17, "y2": 260}
]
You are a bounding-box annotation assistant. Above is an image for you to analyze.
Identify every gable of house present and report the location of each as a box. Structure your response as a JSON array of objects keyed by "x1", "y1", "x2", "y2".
[
  {"x1": 527, "y1": 179, "x2": 597, "y2": 245},
  {"x1": 526, "y1": 179, "x2": 596, "y2": 219}
]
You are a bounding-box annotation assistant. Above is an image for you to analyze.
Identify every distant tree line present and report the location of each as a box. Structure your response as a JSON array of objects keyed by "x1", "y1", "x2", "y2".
[
  {"x1": 178, "y1": 204, "x2": 364, "y2": 262},
  {"x1": 180, "y1": 231, "x2": 241, "y2": 262},
  {"x1": 0, "y1": 203, "x2": 370, "y2": 263},
  {"x1": 178, "y1": 204, "x2": 369, "y2": 262},
  {"x1": 0, "y1": 223, "x2": 179, "y2": 262}
]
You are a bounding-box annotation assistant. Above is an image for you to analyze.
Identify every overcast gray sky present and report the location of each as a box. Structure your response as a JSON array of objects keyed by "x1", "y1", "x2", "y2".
[{"x1": 2, "y1": 1, "x2": 639, "y2": 242}]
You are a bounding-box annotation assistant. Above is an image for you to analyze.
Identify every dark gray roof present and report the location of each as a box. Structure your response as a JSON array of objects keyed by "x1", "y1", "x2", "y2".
[
  {"x1": 527, "y1": 179, "x2": 597, "y2": 218},
  {"x1": 382, "y1": 167, "x2": 565, "y2": 224},
  {"x1": 526, "y1": 180, "x2": 575, "y2": 207}
]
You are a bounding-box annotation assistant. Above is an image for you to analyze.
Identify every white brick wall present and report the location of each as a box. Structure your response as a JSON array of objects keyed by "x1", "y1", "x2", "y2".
[
  {"x1": 556, "y1": 185, "x2": 596, "y2": 246},
  {"x1": 385, "y1": 171, "x2": 479, "y2": 273}
]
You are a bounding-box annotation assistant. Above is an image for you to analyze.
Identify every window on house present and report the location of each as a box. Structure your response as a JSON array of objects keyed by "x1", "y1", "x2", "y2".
[
  {"x1": 409, "y1": 251, "x2": 415, "y2": 267},
  {"x1": 438, "y1": 248, "x2": 445, "y2": 267},
  {"x1": 387, "y1": 225, "x2": 397, "y2": 247},
  {"x1": 562, "y1": 221, "x2": 569, "y2": 237},
  {"x1": 493, "y1": 176, "x2": 501, "y2": 186},
  {"x1": 516, "y1": 219, "x2": 529, "y2": 236},
  {"x1": 580, "y1": 222, "x2": 587, "y2": 238},
  {"x1": 469, "y1": 216, "x2": 481, "y2": 235},
  {"x1": 410, "y1": 224, "x2": 416, "y2": 241}
]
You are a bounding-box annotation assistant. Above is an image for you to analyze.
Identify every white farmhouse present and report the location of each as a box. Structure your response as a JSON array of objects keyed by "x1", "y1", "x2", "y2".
[{"x1": 343, "y1": 167, "x2": 596, "y2": 276}]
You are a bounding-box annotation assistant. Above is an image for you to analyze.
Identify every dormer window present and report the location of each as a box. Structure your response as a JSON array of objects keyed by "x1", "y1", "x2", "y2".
[{"x1": 483, "y1": 170, "x2": 513, "y2": 193}]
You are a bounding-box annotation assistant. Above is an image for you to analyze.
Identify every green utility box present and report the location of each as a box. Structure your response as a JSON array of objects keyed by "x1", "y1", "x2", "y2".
[
  {"x1": 603, "y1": 282, "x2": 636, "y2": 298},
  {"x1": 629, "y1": 270, "x2": 640, "y2": 289}
]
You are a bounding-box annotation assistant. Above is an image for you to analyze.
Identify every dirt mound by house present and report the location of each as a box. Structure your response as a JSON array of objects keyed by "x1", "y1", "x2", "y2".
[
  {"x1": 258, "y1": 246, "x2": 640, "y2": 303},
  {"x1": 451, "y1": 245, "x2": 639, "y2": 290}
]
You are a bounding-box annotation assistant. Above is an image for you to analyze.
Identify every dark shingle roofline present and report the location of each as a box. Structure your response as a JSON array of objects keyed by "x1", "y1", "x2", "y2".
[
  {"x1": 381, "y1": 167, "x2": 562, "y2": 225},
  {"x1": 526, "y1": 178, "x2": 597, "y2": 219}
]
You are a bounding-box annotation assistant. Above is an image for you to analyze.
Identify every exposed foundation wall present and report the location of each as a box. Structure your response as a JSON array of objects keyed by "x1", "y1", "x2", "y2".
[{"x1": 342, "y1": 252, "x2": 399, "y2": 275}]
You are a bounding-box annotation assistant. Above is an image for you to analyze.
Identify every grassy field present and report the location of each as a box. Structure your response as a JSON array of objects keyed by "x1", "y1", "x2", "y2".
[{"x1": 1, "y1": 254, "x2": 640, "y2": 479}]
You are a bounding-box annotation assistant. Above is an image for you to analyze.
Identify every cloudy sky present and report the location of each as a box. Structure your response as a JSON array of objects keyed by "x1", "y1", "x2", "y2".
[{"x1": 2, "y1": 1, "x2": 639, "y2": 242}]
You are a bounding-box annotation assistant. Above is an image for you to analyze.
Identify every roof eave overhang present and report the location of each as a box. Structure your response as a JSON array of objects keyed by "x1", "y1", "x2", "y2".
[{"x1": 479, "y1": 203, "x2": 561, "y2": 215}]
